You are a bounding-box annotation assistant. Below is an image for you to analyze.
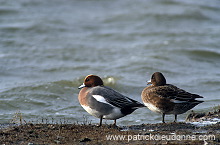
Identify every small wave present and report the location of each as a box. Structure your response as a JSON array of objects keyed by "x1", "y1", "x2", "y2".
[
  {"x1": 0, "y1": 53, "x2": 7, "y2": 58},
  {"x1": 152, "y1": 10, "x2": 210, "y2": 21},
  {"x1": 187, "y1": 49, "x2": 220, "y2": 58},
  {"x1": 0, "y1": 7, "x2": 19, "y2": 15},
  {"x1": 0, "y1": 22, "x2": 35, "y2": 33},
  {"x1": 203, "y1": 81, "x2": 220, "y2": 86},
  {"x1": 178, "y1": 48, "x2": 220, "y2": 61}
]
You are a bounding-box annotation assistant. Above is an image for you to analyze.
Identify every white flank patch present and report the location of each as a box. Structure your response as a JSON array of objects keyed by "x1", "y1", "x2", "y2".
[
  {"x1": 92, "y1": 95, "x2": 111, "y2": 105},
  {"x1": 144, "y1": 102, "x2": 162, "y2": 113}
]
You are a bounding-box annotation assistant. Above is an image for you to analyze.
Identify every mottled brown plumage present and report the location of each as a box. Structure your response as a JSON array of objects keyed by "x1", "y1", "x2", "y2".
[{"x1": 142, "y1": 72, "x2": 204, "y2": 123}]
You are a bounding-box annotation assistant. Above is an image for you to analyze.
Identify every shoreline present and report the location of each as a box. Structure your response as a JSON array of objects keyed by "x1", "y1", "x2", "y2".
[
  {"x1": 1, "y1": 109, "x2": 220, "y2": 144},
  {"x1": 0, "y1": 122, "x2": 219, "y2": 144}
]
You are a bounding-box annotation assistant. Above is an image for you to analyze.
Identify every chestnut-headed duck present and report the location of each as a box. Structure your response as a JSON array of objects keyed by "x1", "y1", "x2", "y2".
[{"x1": 78, "y1": 75, "x2": 145, "y2": 126}]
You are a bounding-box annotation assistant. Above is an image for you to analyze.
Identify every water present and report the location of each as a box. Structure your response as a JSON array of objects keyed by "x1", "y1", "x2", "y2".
[{"x1": 0, "y1": 0, "x2": 220, "y2": 125}]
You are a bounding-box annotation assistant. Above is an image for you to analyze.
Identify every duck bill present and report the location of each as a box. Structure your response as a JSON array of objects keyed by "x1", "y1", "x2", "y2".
[
  {"x1": 147, "y1": 79, "x2": 152, "y2": 85},
  {"x1": 78, "y1": 83, "x2": 86, "y2": 89}
]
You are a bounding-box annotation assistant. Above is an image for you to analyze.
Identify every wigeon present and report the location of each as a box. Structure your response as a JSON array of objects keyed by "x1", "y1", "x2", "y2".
[
  {"x1": 78, "y1": 75, "x2": 145, "y2": 126},
  {"x1": 141, "y1": 72, "x2": 204, "y2": 123}
]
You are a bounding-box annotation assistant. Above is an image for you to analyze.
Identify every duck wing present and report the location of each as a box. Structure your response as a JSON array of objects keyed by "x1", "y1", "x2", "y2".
[
  {"x1": 150, "y1": 84, "x2": 203, "y2": 102},
  {"x1": 90, "y1": 86, "x2": 144, "y2": 108}
]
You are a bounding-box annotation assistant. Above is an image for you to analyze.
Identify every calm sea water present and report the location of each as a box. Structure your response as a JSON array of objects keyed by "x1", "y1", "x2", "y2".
[{"x1": 0, "y1": 0, "x2": 220, "y2": 125}]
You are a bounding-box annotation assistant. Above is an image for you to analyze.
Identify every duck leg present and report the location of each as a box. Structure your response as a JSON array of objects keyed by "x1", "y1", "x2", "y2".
[
  {"x1": 97, "y1": 116, "x2": 103, "y2": 127},
  {"x1": 113, "y1": 119, "x2": 117, "y2": 126},
  {"x1": 110, "y1": 119, "x2": 119, "y2": 128},
  {"x1": 162, "y1": 113, "x2": 165, "y2": 123},
  {"x1": 174, "y1": 114, "x2": 177, "y2": 122}
]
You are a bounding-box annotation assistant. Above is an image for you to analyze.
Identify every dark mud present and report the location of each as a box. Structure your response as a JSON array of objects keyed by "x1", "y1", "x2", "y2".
[
  {"x1": 1, "y1": 108, "x2": 220, "y2": 144},
  {"x1": 0, "y1": 122, "x2": 220, "y2": 145}
]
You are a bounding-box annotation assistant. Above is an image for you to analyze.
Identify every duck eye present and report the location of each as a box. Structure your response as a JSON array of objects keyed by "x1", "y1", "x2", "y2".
[{"x1": 85, "y1": 78, "x2": 90, "y2": 82}]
